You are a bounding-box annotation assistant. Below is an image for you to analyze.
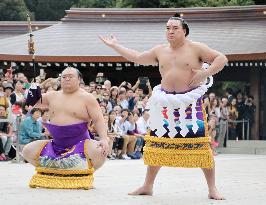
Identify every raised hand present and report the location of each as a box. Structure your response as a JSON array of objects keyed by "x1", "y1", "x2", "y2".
[{"x1": 99, "y1": 35, "x2": 118, "y2": 47}]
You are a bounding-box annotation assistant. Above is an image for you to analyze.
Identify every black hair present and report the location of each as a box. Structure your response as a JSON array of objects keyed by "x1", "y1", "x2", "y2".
[
  {"x1": 30, "y1": 108, "x2": 42, "y2": 115},
  {"x1": 226, "y1": 87, "x2": 233, "y2": 95},
  {"x1": 41, "y1": 108, "x2": 49, "y2": 115},
  {"x1": 142, "y1": 109, "x2": 149, "y2": 115},
  {"x1": 121, "y1": 108, "x2": 129, "y2": 114},
  {"x1": 63, "y1": 67, "x2": 83, "y2": 80},
  {"x1": 248, "y1": 95, "x2": 254, "y2": 100},
  {"x1": 74, "y1": 68, "x2": 83, "y2": 79},
  {"x1": 16, "y1": 80, "x2": 24, "y2": 84},
  {"x1": 169, "y1": 13, "x2": 189, "y2": 37}
]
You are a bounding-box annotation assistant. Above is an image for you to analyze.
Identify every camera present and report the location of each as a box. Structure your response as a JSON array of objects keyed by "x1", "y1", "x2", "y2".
[{"x1": 139, "y1": 76, "x2": 149, "y2": 85}]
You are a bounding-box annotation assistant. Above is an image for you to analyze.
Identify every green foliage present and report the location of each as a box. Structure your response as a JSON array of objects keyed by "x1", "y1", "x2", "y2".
[
  {"x1": 24, "y1": 0, "x2": 79, "y2": 21},
  {"x1": 0, "y1": 0, "x2": 29, "y2": 21},
  {"x1": 210, "y1": 81, "x2": 249, "y2": 97},
  {"x1": 118, "y1": 0, "x2": 160, "y2": 8},
  {"x1": 159, "y1": 0, "x2": 254, "y2": 8},
  {"x1": 75, "y1": 0, "x2": 254, "y2": 8},
  {"x1": 0, "y1": 0, "x2": 256, "y2": 21},
  {"x1": 74, "y1": 0, "x2": 115, "y2": 8}
]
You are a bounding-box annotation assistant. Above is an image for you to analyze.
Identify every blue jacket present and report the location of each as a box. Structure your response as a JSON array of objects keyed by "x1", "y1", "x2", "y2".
[{"x1": 19, "y1": 116, "x2": 42, "y2": 145}]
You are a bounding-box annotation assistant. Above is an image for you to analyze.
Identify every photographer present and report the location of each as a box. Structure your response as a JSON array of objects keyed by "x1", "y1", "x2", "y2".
[
  {"x1": 132, "y1": 77, "x2": 152, "y2": 97},
  {"x1": 115, "y1": 109, "x2": 136, "y2": 159},
  {"x1": 243, "y1": 95, "x2": 256, "y2": 139},
  {"x1": 119, "y1": 81, "x2": 132, "y2": 90}
]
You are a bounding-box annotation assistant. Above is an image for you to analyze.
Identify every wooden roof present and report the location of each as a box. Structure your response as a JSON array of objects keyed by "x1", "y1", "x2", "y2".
[
  {"x1": 0, "y1": 21, "x2": 56, "y2": 40},
  {"x1": 0, "y1": 6, "x2": 265, "y2": 62}
]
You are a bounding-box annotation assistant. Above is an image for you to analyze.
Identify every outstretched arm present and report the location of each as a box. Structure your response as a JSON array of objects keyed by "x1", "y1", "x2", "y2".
[{"x1": 99, "y1": 35, "x2": 158, "y2": 65}]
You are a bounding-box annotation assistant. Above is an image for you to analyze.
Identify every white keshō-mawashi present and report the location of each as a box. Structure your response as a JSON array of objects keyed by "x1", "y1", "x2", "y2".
[{"x1": 147, "y1": 74, "x2": 213, "y2": 138}]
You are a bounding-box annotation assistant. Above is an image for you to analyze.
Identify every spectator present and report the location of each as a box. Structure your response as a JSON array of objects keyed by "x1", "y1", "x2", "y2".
[
  {"x1": 218, "y1": 97, "x2": 229, "y2": 147},
  {"x1": 202, "y1": 95, "x2": 211, "y2": 120},
  {"x1": 3, "y1": 83, "x2": 14, "y2": 98},
  {"x1": 209, "y1": 97, "x2": 220, "y2": 122},
  {"x1": 136, "y1": 110, "x2": 150, "y2": 136},
  {"x1": 243, "y1": 95, "x2": 256, "y2": 139},
  {"x1": 113, "y1": 105, "x2": 122, "y2": 116},
  {"x1": 95, "y1": 84, "x2": 102, "y2": 98},
  {"x1": 109, "y1": 86, "x2": 119, "y2": 108},
  {"x1": 0, "y1": 85, "x2": 9, "y2": 109},
  {"x1": 236, "y1": 91, "x2": 245, "y2": 140},
  {"x1": 110, "y1": 111, "x2": 124, "y2": 159},
  {"x1": 102, "y1": 91, "x2": 112, "y2": 113},
  {"x1": 104, "y1": 80, "x2": 112, "y2": 91},
  {"x1": 225, "y1": 87, "x2": 234, "y2": 103},
  {"x1": 83, "y1": 85, "x2": 91, "y2": 93},
  {"x1": 127, "y1": 89, "x2": 135, "y2": 111},
  {"x1": 0, "y1": 105, "x2": 13, "y2": 160},
  {"x1": 141, "y1": 95, "x2": 149, "y2": 111},
  {"x1": 208, "y1": 117, "x2": 219, "y2": 156},
  {"x1": 133, "y1": 110, "x2": 150, "y2": 158},
  {"x1": 89, "y1": 81, "x2": 96, "y2": 92},
  {"x1": 228, "y1": 98, "x2": 238, "y2": 140},
  {"x1": 115, "y1": 109, "x2": 136, "y2": 159},
  {"x1": 117, "y1": 90, "x2": 129, "y2": 109},
  {"x1": 0, "y1": 138, "x2": 6, "y2": 161},
  {"x1": 19, "y1": 108, "x2": 44, "y2": 145},
  {"x1": 102, "y1": 113, "x2": 115, "y2": 160},
  {"x1": 3, "y1": 83, "x2": 14, "y2": 122},
  {"x1": 10, "y1": 80, "x2": 25, "y2": 105},
  {"x1": 209, "y1": 92, "x2": 216, "y2": 102},
  {"x1": 100, "y1": 105, "x2": 107, "y2": 114}
]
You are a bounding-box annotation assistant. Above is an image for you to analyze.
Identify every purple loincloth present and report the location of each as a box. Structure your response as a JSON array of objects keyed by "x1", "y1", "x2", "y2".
[{"x1": 39, "y1": 122, "x2": 92, "y2": 169}]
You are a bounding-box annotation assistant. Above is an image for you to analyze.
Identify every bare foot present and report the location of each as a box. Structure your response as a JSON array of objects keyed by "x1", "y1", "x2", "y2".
[
  {"x1": 208, "y1": 188, "x2": 225, "y2": 200},
  {"x1": 128, "y1": 186, "x2": 153, "y2": 196}
]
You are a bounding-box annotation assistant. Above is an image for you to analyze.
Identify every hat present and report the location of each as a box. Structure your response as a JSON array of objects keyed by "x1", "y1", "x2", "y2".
[{"x1": 3, "y1": 83, "x2": 14, "y2": 91}]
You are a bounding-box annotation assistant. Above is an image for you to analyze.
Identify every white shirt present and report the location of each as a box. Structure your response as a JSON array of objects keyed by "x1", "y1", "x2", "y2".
[
  {"x1": 115, "y1": 117, "x2": 134, "y2": 135},
  {"x1": 136, "y1": 117, "x2": 150, "y2": 135},
  {"x1": 120, "y1": 99, "x2": 129, "y2": 109}
]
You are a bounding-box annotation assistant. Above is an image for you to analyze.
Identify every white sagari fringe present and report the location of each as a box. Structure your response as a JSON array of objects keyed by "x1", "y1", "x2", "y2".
[{"x1": 147, "y1": 76, "x2": 213, "y2": 138}]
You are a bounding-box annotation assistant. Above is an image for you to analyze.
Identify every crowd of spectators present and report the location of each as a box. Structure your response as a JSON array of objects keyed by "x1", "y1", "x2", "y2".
[
  {"x1": 204, "y1": 88, "x2": 256, "y2": 155},
  {"x1": 0, "y1": 69, "x2": 256, "y2": 161}
]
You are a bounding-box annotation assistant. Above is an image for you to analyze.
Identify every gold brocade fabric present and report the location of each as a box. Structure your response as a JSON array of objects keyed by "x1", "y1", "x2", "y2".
[{"x1": 143, "y1": 136, "x2": 214, "y2": 168}]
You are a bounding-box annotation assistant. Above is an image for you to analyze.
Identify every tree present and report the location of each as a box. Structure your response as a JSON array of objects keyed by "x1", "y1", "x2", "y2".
[
  {"x1": 118, "y1": 0, "x2": 160, "y2": 8},
  {"x1": 74, "y1": 0, "x2": 115, "y2": 8},
  {"x1": 0, "y1": 0, "x2": 29, "y2": 21},
  {"x1": 24, "y1": 0, "x2": 79, "y2": 21},
  {"x1": 159, "y1": 0, "x2": 254, "y2": 8}
]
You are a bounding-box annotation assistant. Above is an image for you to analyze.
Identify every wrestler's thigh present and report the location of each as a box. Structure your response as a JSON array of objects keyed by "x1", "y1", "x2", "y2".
[
  {"x1": 86, "y1": 140, "x2": 106, "y2": 170},
  {"x1": 22, "y1": 140, "x2": 49, "y2": 166}
]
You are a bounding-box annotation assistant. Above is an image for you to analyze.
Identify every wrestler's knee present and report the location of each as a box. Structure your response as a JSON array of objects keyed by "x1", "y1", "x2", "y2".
[
  {"x1": 91, "y1": 150, "x2": 106, "y2": 170},
  {"x1": 86, "y1": 140, "x2": 106, "y2": 170},
  {"x1": 22, "y1": 140, "x2": 48, "y2": 162},
  {"x1": 22, "y1": 143, "x2": 32, "y2": 161}
]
